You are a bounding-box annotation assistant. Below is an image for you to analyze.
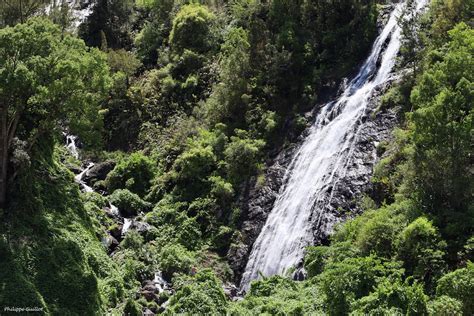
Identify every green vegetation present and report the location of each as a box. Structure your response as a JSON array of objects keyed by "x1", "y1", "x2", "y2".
[{"x1": 0, "y1": 0, "x2": 472, "y2": 314}]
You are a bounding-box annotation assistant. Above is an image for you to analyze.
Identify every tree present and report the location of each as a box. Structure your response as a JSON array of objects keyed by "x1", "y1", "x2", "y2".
[
  {"x1": 408, "y1": 23, "x2": 473, "y2": 251},
  {"x1": 0, "y1": 0, "x2": 49, "y2": 26},
  {"x1": 105, "y1": 152, "x2": 155, "y2": 197},
  {"x1": 396, "y1": 217, "x2": 447, "y2": 287},
  {"x1": 398, "y1": 0, "x2": 426, "y2": 77},
  {"x1": 0, "y1": 19, "x2": 111, "y2": 208},
  {"x1": 317, "y1": 256, "x2": 402, "y2": 315},
  {"x1": 79, "y1": 0, "x2": 134, "y2": 49},
  {"x1": 134, "y1": 0, "x2": 174, "y2": 65},
  {"x1": 204, "y1": 27, "x2": 251, "y2": 127},
  {"x1": 436, "y1": 263, "x2": 474, "y2": 315},
  {"x1": 169, "y1": 4, "x2": 216, "y2": 55},
  {"x1": 224, "y1": 130, "x2": 265, "y2": 186}
]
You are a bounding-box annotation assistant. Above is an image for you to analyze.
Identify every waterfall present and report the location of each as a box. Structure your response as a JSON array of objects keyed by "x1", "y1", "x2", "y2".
[
  {"x1": 65, "y1": 135, "x2": 132, "y2": 238},
  {"x1": 45, "y1": 0, "x2": 93, "y2": 28},
  {"x1": 240, "y1": 0, "x2": 427, "y2": 290},
  {"x1": 66, "y1": 135, "x2": 79, "y2": 159},
  {"x1": 75, "y1": 162, "x2": 95, "y2": 193}
]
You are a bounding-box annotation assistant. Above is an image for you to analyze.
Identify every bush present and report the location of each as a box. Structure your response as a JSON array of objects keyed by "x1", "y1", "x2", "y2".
[
  {"x1": 166, "y1": 269, "x2": 227, "y2": 315},
  {"x1": 304, "y1": 246, "x2": 329, "y2": 278},
  {"x1": 356, "y1": 207, "x2": 406, "y2": 258},
  {"x1": 209, "y1": 176, "x2": 234, "y2": 209},
  {"x1": 158, "y1": 244, "x2": 195, "y2": 280},
  {"x1": 224, "y1": 130, "x2": 265, "y2": 186},
  {"x1": 379, "y1": 85, "x2": 405, "y2": 111},
  {"x1": 82, "y1": 191, "x2": 108, "y2": 209},
  {"x1": 106, "y1": 152, "x2": 155, "y2": 197},
  {"x1": 171, "y1": 145, "x2": 217, "y2": 200},
  {"x1": 396, "y1": 217, "x2": 447, "y2": 284},
  {"x1": 109, "y1": 189, "x2": 152, "y2": 217},
  {"x1": 212, "y1": 226, "x2": 234, "y2": 255},
  {"x1": 117, "y1": 251, "x2": 148, "y2": 287},
  {"x1": 317, "y1": 256, "x2": 402, "y2": 315},
  {"x1": 169, "y1": 4, "x2": 216, "y2": 54},
  {"x1": 0, "y1": 240, "x2": 48, "y2": 312},
  {"x1": 436, "y1": 263, "x2": 474, "y2": 315},
  {"x1": 120, "y1": 230, "x2": 144, "y2": 251},
  {"x1": 352, "y1": 278, "x2": 428, "y2": 315},
  {"x1": 428, "y1": 295, "x2": 463, "y2": 316},
  {"x1": 187, "y1": 197, "x2": 219, "y2": 234},
  {"x1": 123, "y1": 298, "x2": 142, "y2": 316},
  {"x1": 229, "y1": 276, "x2": 323, "y2": 315},
  {"x1": 177, "y1": 217, "x2": 202, "y2": 250}
]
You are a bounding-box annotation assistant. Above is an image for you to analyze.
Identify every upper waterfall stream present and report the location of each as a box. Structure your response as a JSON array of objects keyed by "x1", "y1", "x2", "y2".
[{"x1": 240, "y1": 0, "x2": 426, "y2": 290}]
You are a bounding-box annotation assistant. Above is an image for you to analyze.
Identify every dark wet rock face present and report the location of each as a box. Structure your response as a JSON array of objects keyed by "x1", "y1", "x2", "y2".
[
  {"x1": 229, "y1": 76, "x2": 402, "y2": 283},
  {"x1": 228, "y1": 143, "x2": 296, "y2": 279},
  {"x1": 82, "y1": 160, "x2": 116, "y2": 185}
]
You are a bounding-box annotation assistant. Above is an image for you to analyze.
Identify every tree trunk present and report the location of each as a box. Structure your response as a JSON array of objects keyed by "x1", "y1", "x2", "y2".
[{"x1": 0, "y1": 105, "x2": 8, "y2": 209}]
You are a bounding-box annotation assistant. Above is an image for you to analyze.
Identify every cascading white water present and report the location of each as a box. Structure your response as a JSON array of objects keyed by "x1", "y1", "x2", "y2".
[
  {"x1": 241, "y1": 0, "x2": 427, "y2": 290},
  {"x1": 75, "y1": 162, "x2": 95, "y2": 193},
  {"x1": 66, "y1": 135, "x2": 79, "y2": 159},
  {"x1": 65, "y1": 136, "x2": 131, "y2": 237},
  {"x1": 46, "y1": 0, "x2": 93, "y2": 26}
]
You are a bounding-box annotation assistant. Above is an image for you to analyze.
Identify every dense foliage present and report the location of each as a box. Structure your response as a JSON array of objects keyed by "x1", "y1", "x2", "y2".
[{"x1": 0, "y1": 0, "x2": 472, "y2": 314}]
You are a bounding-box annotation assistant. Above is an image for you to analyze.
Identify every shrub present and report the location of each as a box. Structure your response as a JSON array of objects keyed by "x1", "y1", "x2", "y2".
[
  {"x1": 82, "y1": 191, "x2": 108, "y2": 209},
  {"x1": 106, "y1": 152, "x2": 155, "y2": 197},
  {"x1": 169, "y1": 4, "x2": 216, "y2": 54},
  {"x1": 356, "y1": 207, "x2": 406, "y2": 258},
  {"x1": 396, "y1": 217, "x2": 447, "y2": 284},
  {"x1": 304, "y1": 246, "x2": 329, "y2": 278},
  {"x1": 187, "y1": 197, "x2": 219, "y2": 234},
  {"x1": 224, "y1": 130, "x2": 265, "y2": 186},
  {"x1": 119, "y1": 254, "x2": 148, "y2": 287},
  {"x1": 428, "y1": 295, "x2": 463, "y2": 316},
  {"x1": 120, "y1": 230, "x2": 144, "y2": 251},
  {"x1": 317, "y1": 256, "x2": 402, "y2": 315},
  {"x1": 229, "y1": 276, "x2": 323, "y2": 315},
  {"x1": 209, "y1": 176, "x2": 234, "y2": 208},
  {"x1": 177, "y1": 217, "x2": 202, "y2": 250},
  {"x1": 166, "y1": 269, "x2": 227, "y2": 315},
  {"x1": 436, "y1": 263, "x2": 474, "y2": 315},
  {"x1": 158, "y1": 244, "x2": 195, "y2": 280},
  {"x1": 123, "y1": 298, "x2": 142, "y2": 316},
  {"x1": 352, "y1": 278, "x2": 428, "y2": 315},
  {"x1": 109, "y1": 189, "x2": 152, "y2": 217},
  {"x1": 171, "y1": 145, "x2": 217, "y2": 200},
  {"x1": 212, "y1": 226, "x2": 234, "y2": 255}
]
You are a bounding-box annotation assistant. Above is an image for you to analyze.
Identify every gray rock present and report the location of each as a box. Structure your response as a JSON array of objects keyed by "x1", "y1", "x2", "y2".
[
  {"x1": 82, "y1": 160, "x2": 116, "y2": 186},
  {"x1": 101, "y1": 235, "x2": 119, "y2": 253},
  {"x1": 108, "y1": 223, "x2": 123, "y2": 240}
]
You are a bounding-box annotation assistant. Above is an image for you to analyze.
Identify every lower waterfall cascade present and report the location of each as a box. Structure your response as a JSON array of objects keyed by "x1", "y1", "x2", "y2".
[{"x1": 240, "y1": 0, "x2": 428, "y2": 291}]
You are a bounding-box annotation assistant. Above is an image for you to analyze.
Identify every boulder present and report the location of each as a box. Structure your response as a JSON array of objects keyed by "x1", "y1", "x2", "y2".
[
  {"x1": 66, "y1": 164, "x2": 83, "y2": 175},
  {"x1": 101, "y1": 235, "x2": 119, "y2": 253},
  {"x1": 108, "y1": 223, "x2": 123, "y2": 240},
  {"x1": 141, "y1": 290, "x2": 159, "y2": 302},
  {"x1": 132, "y1": 220, "x2": 152, "y2": 235},
  {"x1": 223, "y1": 283, "x2": 239, "y2": 299},
  {"x1": 143, "y1": 308, "x2": 155, "y2": 316},
  {"x1": 82, "y1": 160, "x2": 116, "y2": 186}
]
